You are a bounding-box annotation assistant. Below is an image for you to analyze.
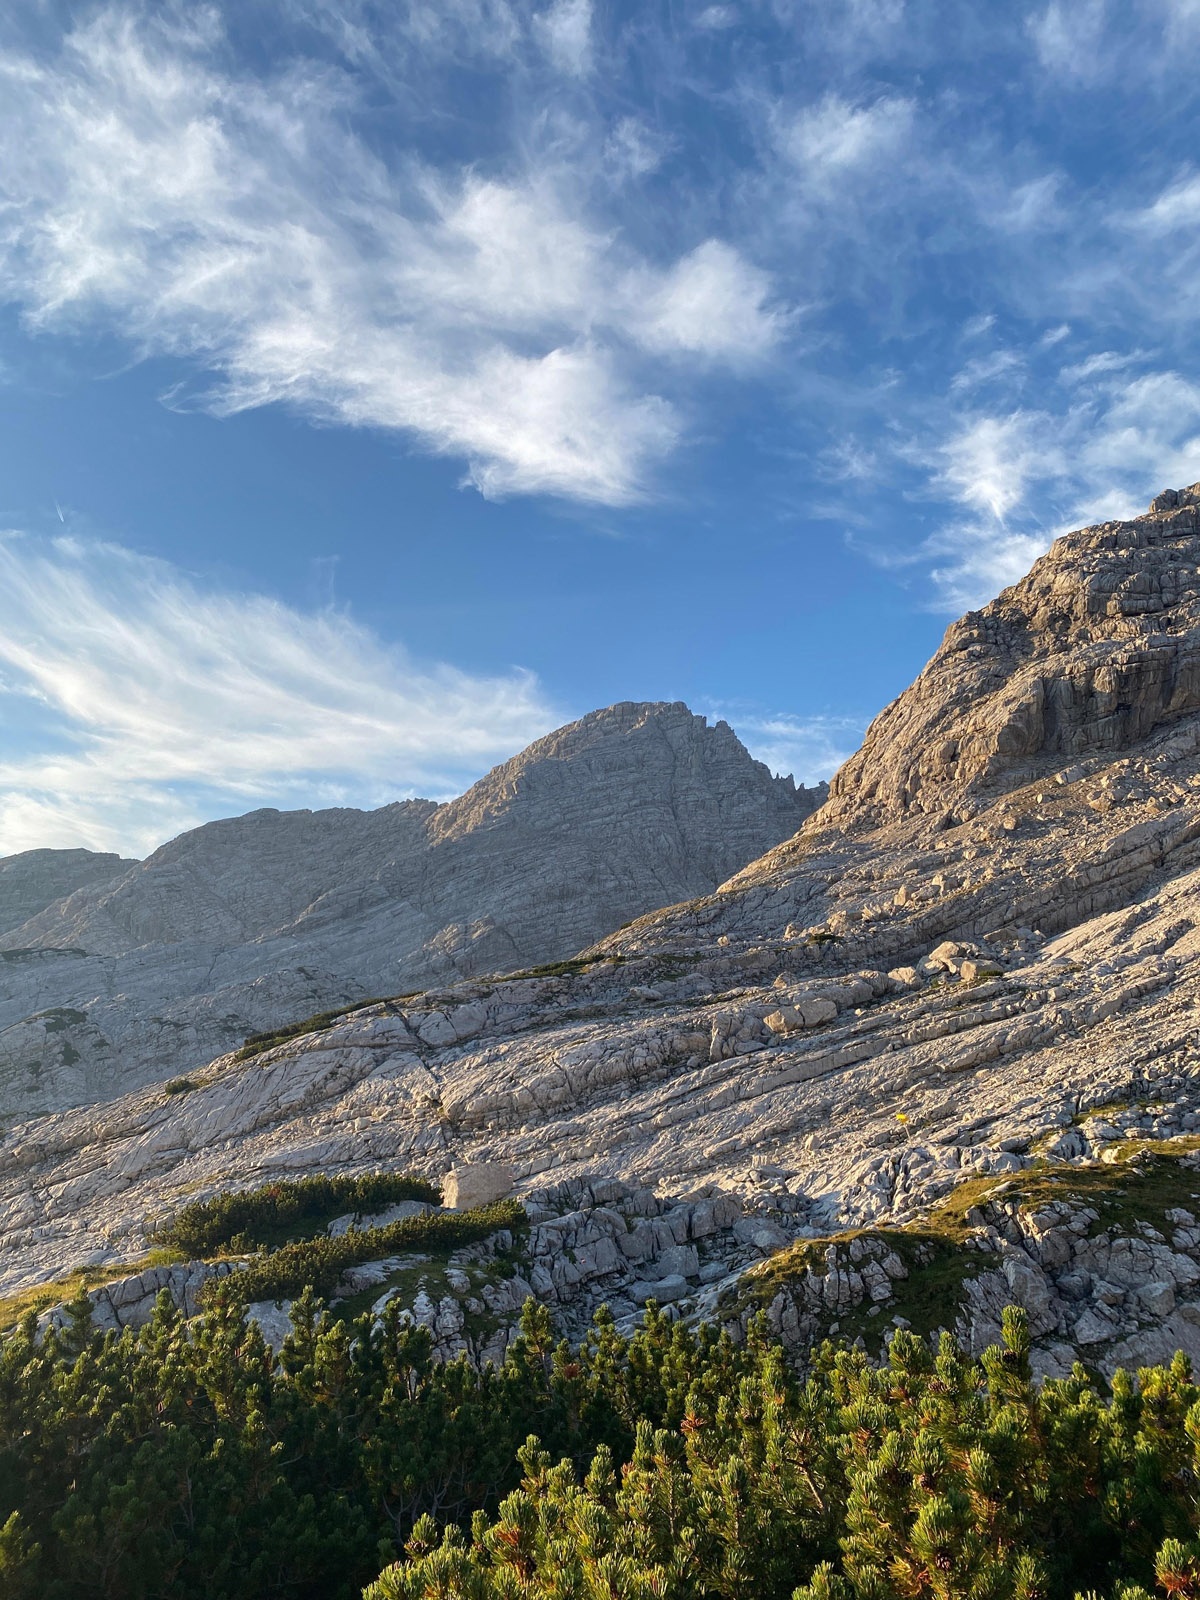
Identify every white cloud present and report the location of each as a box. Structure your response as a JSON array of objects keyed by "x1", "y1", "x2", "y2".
[
  {"x1": 780, "y1": 93, "x2": 915, "y2": 185},
  {"x1": 1164, "y1": 0, "x2": 1200, "y2": 42},
  {"x1": 629, "y1": 241, "x2": 783, "y2": 364},
  {"x1": 1128, "y1": 171, "x2": 1200, "y2": 235},
  {"x1": 986, "y1": 173, "x2": 1062, "y2": 234},
  {"x1": 919, "y1": 367, "x2": 1200, "y2": 609},
  {"x1": 820, "y1": 437, "x2": 878, "y2": 482},
  {"x1": 1074, "y1": 370, "x2": 1200, "y2": 489},
  {"x1": 949, "y1": 350, "x2": 1024, "y2": 394},
  {"x1": 932, "y1": 413, "x2": 1064, "y2": 522},
  {"x1": 1030, "y1": 0, "x2": 1112, "y2": 80},
  {"x1": 534, "y1": 0, "x2": 593, "y2": 76},
  {"x1": 0, "y1": 7, "x2": 777, "y2": 506},
  {"x1": 1059, "y1": 349, "x2": 1141, "y2": 383},
  {"x1": 695, "y1": 5, "x2": 737, "y2": 27},
  {"x1": 1031, "y1": 0, "x2": 1200, "y2": 84},
  {"x1": 285, "y1": 0, "x2": 524, "y2": 66},
  {"x1": 0, "y1": 534, "x2": 559, "y2": 857},
  {"x1": 604, "y1": 117, "x2": 670, "y2": 181},
  {"x1": 924, "y1": 524, "x2": 1051, "y2": 615}
]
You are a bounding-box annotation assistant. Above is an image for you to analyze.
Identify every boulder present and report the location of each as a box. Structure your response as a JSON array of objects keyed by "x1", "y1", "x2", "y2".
[
  {"x1": 654, "y1": 1243, "x2": 700, "y2": 1279},
  {"x1": 443, "y1": 1163, "x2": 514, "y2": 1210},
  {"x1": 246, "y1": 1300, "x2": 295, "y2": 1352},
  {"x1": 628, "y1": 1274, "x2": 689, "y2": 1305}
]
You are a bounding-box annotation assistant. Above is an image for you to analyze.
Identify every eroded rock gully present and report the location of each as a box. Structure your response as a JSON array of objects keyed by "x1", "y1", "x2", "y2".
[{"x1": 15, "y1": 487, "x2": 1200, "y2": 1375}]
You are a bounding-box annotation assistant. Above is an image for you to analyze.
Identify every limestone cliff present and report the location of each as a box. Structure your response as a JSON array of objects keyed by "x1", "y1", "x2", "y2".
[
  {"x1": 820, "y1": 484, "x2": 1200, "y2": 828},
  {"x1": 597, "y1": 486, "x2": 1200, "y2": 962}
]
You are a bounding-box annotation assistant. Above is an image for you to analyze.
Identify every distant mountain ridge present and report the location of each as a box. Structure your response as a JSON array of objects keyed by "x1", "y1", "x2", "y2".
[
  {"x1": 0, "y1": 701, "x2": 825, "y2": 1116},
  {"x1": 0, "y1": 848, "x2": 136, "y2": 940}
]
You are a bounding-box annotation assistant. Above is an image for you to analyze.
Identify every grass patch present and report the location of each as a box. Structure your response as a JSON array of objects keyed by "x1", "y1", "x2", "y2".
[
  {"x1": 741, "y1": 1227, "x2": 979, "y2": 1349},
  {"x1": 1073, "y1": 1096, "x2": 1147, "y2": 1126},
  {"x1": 331, "y1": 1257, "x2": 436, "y2": 1324},
  {"x1": 34, "y1": 1008, "x2": 87, "y2": 1031},
  {"x1": 164, "y1": 1077, "x2": 200, "y2": 1096},
  {"x1": 507, "y1": 955, "x2": 624, "y2": 981},
  {"x1": 331, "y1": 1255, "x2": 521, "y2": 1347},
  {"x1": 0, "y1": 1247, "x2": 186, "y2": 1332},
  {"x1": 233, "y1": 998, "x2": 409, "y2": 1062},
  {"x1": 159, "y1": 1171, "x2": 442, "y2": 1255}
]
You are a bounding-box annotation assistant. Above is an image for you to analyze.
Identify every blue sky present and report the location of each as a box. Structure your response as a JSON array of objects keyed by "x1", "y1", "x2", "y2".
[{"x1": 1, "y1": 0, "x2": 1199, "y2": 855}]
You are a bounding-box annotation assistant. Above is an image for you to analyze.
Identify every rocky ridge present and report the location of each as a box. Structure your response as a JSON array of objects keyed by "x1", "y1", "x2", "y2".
[
  {"x1": 12, "y1": 486, "x2": 1200, "y2": 1378},
  {"x1": 0, "y1": 849, "x2": 135, "y2": 938},
  {"x1": 0, "y1": 702, "x2": 820, "y2": 1117}
]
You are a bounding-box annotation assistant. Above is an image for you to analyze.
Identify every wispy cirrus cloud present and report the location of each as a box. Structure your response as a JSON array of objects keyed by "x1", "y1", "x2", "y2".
[
  {"x1": 0, "y1": 533, "x2": 560, "y2": 856},
  {"x1": 534, "y1": 0, "x2": 593, "y2": 75},
  {"x1": 0, "y1": 7, "x2": 779, "y2": 506},
  {"x1": 917, "y1": 367, "x2": 1200, "y2": 610}
]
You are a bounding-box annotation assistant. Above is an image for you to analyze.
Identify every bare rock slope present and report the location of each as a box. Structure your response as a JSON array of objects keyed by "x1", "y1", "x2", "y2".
[
  {"x1": 0, "y1": 849, "x2": 135, "y2": 938},
  {"x1": 0, "y1": 703, "x2": 820, "y2": 1116},
  {"x1": 14, "y1": 487, "x2": 1200, "y2": 1378}
]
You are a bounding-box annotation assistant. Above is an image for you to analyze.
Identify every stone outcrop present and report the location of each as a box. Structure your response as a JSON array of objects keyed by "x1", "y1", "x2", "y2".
[
  {"x1": 37, "y1": 1258, "x2": 243, "y2": 1337},
  {"x1": 0, "y1": 703, "x2": 822, "y2": 1116},
  {"x1": 723, "y1": 1171, "x2": 1200, "y2": 1381},
  {"x1": 825, "y1": 484, "x2": 1200, "y2": 827}
]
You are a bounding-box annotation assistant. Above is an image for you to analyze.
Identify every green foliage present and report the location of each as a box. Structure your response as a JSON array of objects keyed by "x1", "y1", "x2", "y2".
[
  {"x1": 34, "y1": 1008, "x2": 87, "y2": 1031},
  {"x1": 226, "y1": 1200, "x2": 527, "y2": 1303},
  {"x1": 9, "y1": 1283, "x2": 1200, "y2": 1600},
  {"x1": 161, "y1": 1172, "x2": 443, "y2": 1255},
  {"x1": 367, "y1": 1307, "x2": 1200, "y2": 1600},
  {"x1": 164, "y1": 1076, "x2": 199, "y2": 1096},
  {"x1": 507, "y1": 956, "x2": 618, "y2": 980}
]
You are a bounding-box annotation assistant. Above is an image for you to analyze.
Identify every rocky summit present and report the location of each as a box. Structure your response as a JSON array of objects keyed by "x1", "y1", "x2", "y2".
[
  {"x1": 0, "y1": 701, "x2": 820, "y2": 1118},
  {"x1": 11, "y1": 488, "x2": 1200, "y2": 1382}
]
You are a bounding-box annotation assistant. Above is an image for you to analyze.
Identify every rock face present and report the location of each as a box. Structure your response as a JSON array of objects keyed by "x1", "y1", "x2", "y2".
[
  {"x1": 826, "y1": 484, "x2": 1200, "y2": 828},
  {"x1": 0, "y1": 849, "x2": 135, "y2": 938},
  {"x1": 16, "y1": 487, "x2": 1200, "y2": 1377},
  {"x1": 0, "y1": 702, "x2": 821, "y2": 1116}
]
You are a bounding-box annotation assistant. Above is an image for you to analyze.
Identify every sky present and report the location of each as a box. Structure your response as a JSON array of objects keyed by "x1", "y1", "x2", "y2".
[{"x1": 1, "y1": 0, "x2": 1200, "y2": 857}]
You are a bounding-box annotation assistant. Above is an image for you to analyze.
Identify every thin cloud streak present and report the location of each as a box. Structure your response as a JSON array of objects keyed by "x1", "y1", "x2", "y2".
[{"x1": 0, "y1": 534, "x2": 560, "y2": 857}]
